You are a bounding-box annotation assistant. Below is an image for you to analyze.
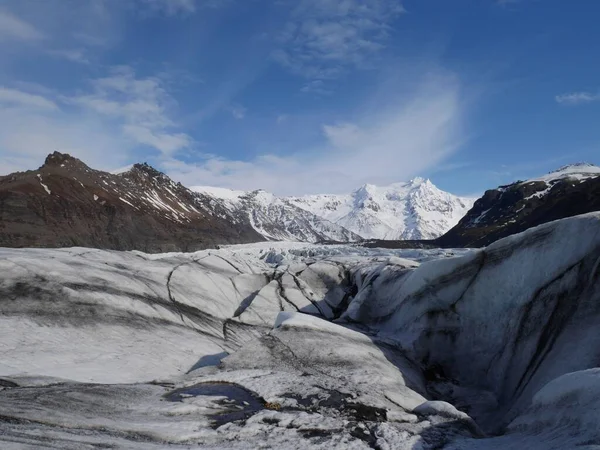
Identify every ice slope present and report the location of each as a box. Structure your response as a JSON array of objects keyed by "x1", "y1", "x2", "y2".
[
  {"x1": 288, "y1": 178, "x2": 475, "y2": 240},
  {"x1": 2, "y1": 213, "x2": 600, "y2": 448},
  {"x1": 344, "y1": 211, "x2": 600, "y2": 434},
  {"x1": 193, "y1": 187, "x2": 362, "y2": 243},
  {"x1": 0, "y1": 242, "x2": 449, "y2": 383}
]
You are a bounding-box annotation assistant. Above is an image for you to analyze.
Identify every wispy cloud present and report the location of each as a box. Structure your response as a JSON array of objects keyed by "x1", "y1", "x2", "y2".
[
  {"x1": 0, "y1": 8, "x2": 43, "y2": 41},
  {"x1": 555, "y1": 91, "x2": 600, "y2": 105},
  {"x1": 0, "y1": 86, "x2": 131, "y2": 174},
  {"x1": 47, "y1": 48, "x2": 89, "y2": 64},
  {"x1": 70, "y1": 66, "x2": 192, "y2": 154},
  {"x1": 137, "y1": 0, "x2": 231, "y2": 16},
  {"x1": 273, "y1": 0, "x2": 404, "y2": 81},
  {"x1": 228, "y1": 104, "x2": 247, "y2": 119},
  {"x1": 300, "y1": 80, "x2": 333, "y2": 96},
  {"x1": 0, "y1": 87, "x2": 58, "y2": 110},
  {"x1": 0, "y1": 65, "x2": 194, "y2": 176},
  {"x1": 138, "y1": 0, "x2": 198, "y2": 15},
  {"x1": 166, "y1": 71, "x2": 464, "y2": 195}
]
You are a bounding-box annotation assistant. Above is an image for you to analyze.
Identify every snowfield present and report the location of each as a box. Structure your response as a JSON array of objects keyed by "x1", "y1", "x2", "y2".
[{"x1": 1, "y1": 213, "x2": 600, "y2": 448}]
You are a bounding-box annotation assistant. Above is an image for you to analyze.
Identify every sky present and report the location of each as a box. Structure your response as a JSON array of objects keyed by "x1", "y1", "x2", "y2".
[{"x1": 0, "y1": 0, "x2": 599, "y2": 197}]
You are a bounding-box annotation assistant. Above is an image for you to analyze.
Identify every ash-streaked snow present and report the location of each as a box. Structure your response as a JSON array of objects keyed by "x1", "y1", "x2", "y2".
[{"x1": 2, "y1": 213, "x2": 600, "y2": 449}]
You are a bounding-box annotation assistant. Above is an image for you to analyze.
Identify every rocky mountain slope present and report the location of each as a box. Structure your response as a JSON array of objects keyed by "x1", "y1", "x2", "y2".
[
  {"x1": 288, "y1": 178, "x2": 475, "y2": 240},
  {"x1": 193, "y1": 186, "x2": 362, "y2": 243},
  {"x1": 1, "y1": 213, "x2": 600, "y2": 448},
  {"x1": 437, "y1": 163, "x2": 600, "y2": 247},
  {"x1": 0, "y1": 152, "x2": 263, "y2": 252}
]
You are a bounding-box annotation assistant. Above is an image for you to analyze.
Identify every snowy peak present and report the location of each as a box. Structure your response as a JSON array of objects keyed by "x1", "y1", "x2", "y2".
[
  {"x1": 549, "y1": 162, "x2": 599, "y2": 174},
  {"x1": 288, "y1": 180, "x2": 475, "y2": 240},
  {"x1": 191, "y1": 186, "x2": 362, "y2": 243},
  {"x1": 532, "y1": 162, "x2": 600, "y2": 183}
]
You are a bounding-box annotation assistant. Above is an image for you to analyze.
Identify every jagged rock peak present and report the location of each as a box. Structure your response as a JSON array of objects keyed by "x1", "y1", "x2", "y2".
[
  {"x1": 43, "y1": 151, "x2": 82, "y2": 167},
  {"x1": 131, "y1": 162, "x2": 163, "y2": 177}
]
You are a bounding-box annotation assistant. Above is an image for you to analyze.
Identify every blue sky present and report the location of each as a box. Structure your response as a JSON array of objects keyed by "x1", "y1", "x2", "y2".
[{"x1": 0, "y1": 0, "x2": 598, "y2": 196}]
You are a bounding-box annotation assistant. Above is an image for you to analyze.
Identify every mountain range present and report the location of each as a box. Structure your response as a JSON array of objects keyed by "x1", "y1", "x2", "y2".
[
  {"x1": 0, "y1": 152, "x2": 263, "y2": 252},
  {"x1": 193, "y1": 179, "x2": 474, "y2": 242},
  {"x1": 1, "y1": 153, "x2": 599, "y2": 252}
]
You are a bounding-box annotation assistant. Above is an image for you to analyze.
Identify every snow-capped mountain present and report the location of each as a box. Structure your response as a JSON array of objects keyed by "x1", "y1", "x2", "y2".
[
  {"x1": 192, "y1": 186, "x2": 362, "y2": 243},
  {"x1": 193, "y1": 179, "x2": 473, "y2": 243},
  {"x1": 288, "y1": 178, "x2": 475, "y2": 240},
  {"x1": 438, "y1": 162, "x2": 600, "y2": 247}
]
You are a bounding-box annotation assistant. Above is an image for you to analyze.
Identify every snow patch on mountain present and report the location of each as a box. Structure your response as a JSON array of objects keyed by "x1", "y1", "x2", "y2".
[
  {"x1": 534, "y1": 162, "x2": 600, "y2": 183},
  {"x1": 192, "y1": 187, "x2": 362, "y2": 243}
]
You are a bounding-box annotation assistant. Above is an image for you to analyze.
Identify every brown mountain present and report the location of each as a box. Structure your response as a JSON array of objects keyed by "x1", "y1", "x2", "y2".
[{"x1": 0, "y1": 152, "x2": 264, "y2": 252}]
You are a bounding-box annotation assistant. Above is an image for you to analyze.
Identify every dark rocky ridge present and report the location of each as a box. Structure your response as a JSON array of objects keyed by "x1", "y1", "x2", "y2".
[
  {"x1": 0, "y1": 152, "x2": 264, "y2": 252},
  {"x1": 438, "y1": 165, "x2": 600, "y2": 247}
]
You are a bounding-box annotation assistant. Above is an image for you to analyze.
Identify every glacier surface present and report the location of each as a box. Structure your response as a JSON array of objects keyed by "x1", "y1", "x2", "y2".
[{"x1": 1, "y1": 213, "x2": 600, "y2": 448}]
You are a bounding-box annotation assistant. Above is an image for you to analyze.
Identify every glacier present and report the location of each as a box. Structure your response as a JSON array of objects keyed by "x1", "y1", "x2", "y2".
[{"x1": 1, "y1": 213, "x2": 600, "y2": 448}]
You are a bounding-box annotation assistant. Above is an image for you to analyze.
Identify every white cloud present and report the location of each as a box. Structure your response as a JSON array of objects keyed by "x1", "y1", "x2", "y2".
[
  {"x1": 0, "y1": 8, "x2": 43, "y2": 41},
  {"x1": 228, "y1": 104, "x2": 247, "y2": 119},
  {"x1": 136, "y1": 0, "x2": 231, "y2": 16},
  {"x1": 165, "y1": 72, "x2": 464, "y2": 195},
  {"x1": 555, "y1": 91, "x2": 600, "y2": 105},
  {"x1": 122, "y1": 125, "x2": 192, "y2": 154},
  {"x1": 0, "y1": 66, "x2": 192, "y2": 175},
  {"x1": 70, "y1": 66, "x2": 192, "y2": 154},
  {"x1": 274, "y1": 0, "x2": 404, "y2": 80},
  {"x1": 0, "y1": 87, "x2": 58, "y2": 110},
  {"x1": 138, "y1": 0, "x2": 198, "y2": 15},
  {"x1": 300, "y1": 80, "x2": 333, "y2": 96},
  {"x1": 0, "y1": 98, "x2": 132, "y2": 175},
  {"x1": 47, "y1": 48, "x2": 89, "y2": 64}
]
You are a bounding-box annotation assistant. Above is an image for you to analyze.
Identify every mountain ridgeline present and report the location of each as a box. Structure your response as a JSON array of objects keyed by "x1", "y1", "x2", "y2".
[
  {"x1": 437, "y1": 163, "x2": 600, "y2": 247},
  {"x1": 0, "y1": 153, "x2": 599, "y2": 252},
  {"x1": 0, "y1": 152, "x2": 264, "y2": 252},
  {"x1": 193, "y1": 179, "x2": 474, "y2": 242}
]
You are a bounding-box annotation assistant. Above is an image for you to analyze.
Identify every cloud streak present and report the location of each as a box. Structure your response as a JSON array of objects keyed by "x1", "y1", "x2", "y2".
[
  {"x1": 555, "y1": 91, "x2": 600, "y2": 105},
  {"x1": 164, "y1": 72, "x2": 465, "y2": 195},
  {"x1": 228, "y1": 104, "x2": 247, "y2": 119},
  {"x1": 0, "y1": 8, "x2": 43, "y2": 41},
  {"x1": 0, "y1": 87, "x2": 58, "y2": 110},
  {"x1": 0, "y1": 66, "x2": 193, "y2": 176},
  {"x1": 137, "y1": 0, "x2": 231, "y2": 16},
  {"x1": 70, "y1": 66, "x2": 192, "y2": 154}
]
